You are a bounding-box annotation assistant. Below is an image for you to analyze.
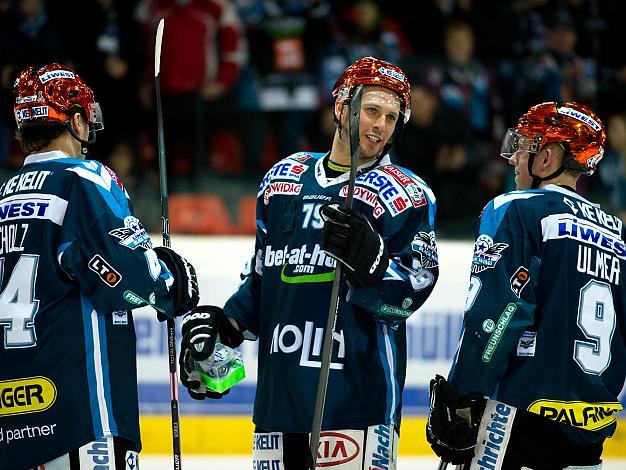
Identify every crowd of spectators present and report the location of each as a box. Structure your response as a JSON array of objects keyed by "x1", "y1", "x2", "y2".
[{"x1": 1, "y1": 0, "x2": 626, "y2": 236}]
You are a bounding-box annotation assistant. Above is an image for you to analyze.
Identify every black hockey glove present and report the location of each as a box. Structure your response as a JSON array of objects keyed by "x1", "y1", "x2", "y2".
[
  {"x1": 178, "y1": 305, "x2": 244, "y2": 400},
  {"x1": 426, "y1": 375, "x2": 486, "y2": 464},
  {"x1": 153, "y1": 246, "x2": 199, "y2": 319},
  {"x1": 319, "y1": 203, "x2": 388, "y2": 287}
]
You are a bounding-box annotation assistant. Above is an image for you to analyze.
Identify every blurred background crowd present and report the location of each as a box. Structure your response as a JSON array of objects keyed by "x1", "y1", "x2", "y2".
[{"x1": 1, "y1": 0, "x2": 626, "y2": 237}]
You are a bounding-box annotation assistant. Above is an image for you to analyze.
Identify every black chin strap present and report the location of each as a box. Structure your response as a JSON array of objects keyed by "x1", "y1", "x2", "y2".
[
  {"x1": 64, "y1": 121, "x2": 96, "y2": 155},
  {"x1": 527, "y1": 153, "x2": 566, "y2": 189}
]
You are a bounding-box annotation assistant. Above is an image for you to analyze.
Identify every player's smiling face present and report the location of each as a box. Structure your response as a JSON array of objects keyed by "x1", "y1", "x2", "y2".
[{"x1": 357, "y1": 86, "x2": 401, "y2": 162}]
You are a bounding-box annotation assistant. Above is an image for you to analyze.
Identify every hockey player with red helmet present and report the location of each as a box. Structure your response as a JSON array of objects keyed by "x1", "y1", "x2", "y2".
[
  {"x1": 427, "y1": 102, "x2": 625, "y2": 469},
  {"x1": 1, "y1": 63, "x2": 200, "y2": 469},
  {"x1": 177, "y1": 56, "x2": 439, "y2": 468}
]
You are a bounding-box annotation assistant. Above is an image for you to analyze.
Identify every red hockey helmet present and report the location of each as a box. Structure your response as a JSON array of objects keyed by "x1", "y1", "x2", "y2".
[
  {"x1": 332, "y1": 56, "x2": 411, "y2": 123},
  {"x1": 13, "y1": 63, "x2": 103, "y2": 133},
  {"x1": 501, "y1": 101, "x2": 605, "y2": 175}
]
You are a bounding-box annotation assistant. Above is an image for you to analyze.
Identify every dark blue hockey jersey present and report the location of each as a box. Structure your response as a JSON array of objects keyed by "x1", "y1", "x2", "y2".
[
  {"x1": 224, "y1": 152, "x2": 439, "y2": 433},
  {"x1": 450, "y1": 184, "x2": 626, "y2": 444},
  {"x1": 0, "y1": 151, "x2": 175, "y2": 469}
]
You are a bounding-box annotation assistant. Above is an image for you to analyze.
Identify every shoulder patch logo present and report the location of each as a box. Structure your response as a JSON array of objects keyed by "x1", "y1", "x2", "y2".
[
  {"x1": 471, "y1": 234, "x2": 508, "y2": 274},
  {"x1": 410, "y1": 231, "x2": 438, "y2": 268},
  {"x1": 109, "y1": 216, "x2": 152, "y2": 250}
]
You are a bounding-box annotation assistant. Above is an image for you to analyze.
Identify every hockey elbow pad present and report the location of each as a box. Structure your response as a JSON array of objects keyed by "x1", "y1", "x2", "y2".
[{"x1": 319, "y1": 203, "x2": 389, "y2": 287}]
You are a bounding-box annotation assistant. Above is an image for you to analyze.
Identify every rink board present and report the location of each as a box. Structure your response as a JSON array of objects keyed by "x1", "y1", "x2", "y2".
[{"x1": 136, "y1": 236, "x2": 626, "y2": 456}]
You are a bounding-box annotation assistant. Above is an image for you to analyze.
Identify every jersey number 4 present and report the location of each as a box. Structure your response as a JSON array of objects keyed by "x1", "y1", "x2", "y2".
[
  {"x1": 0, "y1": 254, "x2": 40, "y2": 349},
  {"x1": 575, "y1": 280, "x2": 616, "y2": 375}
]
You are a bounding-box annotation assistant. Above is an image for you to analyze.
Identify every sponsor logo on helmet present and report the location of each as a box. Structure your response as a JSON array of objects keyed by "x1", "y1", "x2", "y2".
[
  {"x1": 39, "y1": 70, "x2": 75, "y2": 84},
  {"x1": 557, "y1": 106, "x2": 602, "y2": 132},
  {"x1": 0, "y1": 376, "x2": 57, "y2": 417},
  {"x1": 378, "y1": 66, "x2": 405, "y2": 83},
  {"x1": 586, "y1": 152, "x2": 603, "y2": 169},
  {"x1": 317, "y1": 431, "x2": 361, "y2": 466},
  {"x1": 15, "y1": 106, "x2": 48, "y2": 122},
  {"x1": 472, "y1": 235, "x2": 509, "y2": 274},
  {"x1": 482, "y1": 303, "x2": 517, "y2": 363},
  {"x1": 15, "y1": 95, "x2": 38, "y2": 105},
  {"x1": 527, "y1": 399, "x2": 623, "y2": 431}
]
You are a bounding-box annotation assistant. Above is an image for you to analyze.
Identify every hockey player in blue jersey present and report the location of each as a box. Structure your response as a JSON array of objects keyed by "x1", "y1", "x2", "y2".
[
  {"x1": 177, "y1": 56, "x2": 440, "y2": 468},
  {"x1": 0, "y1": 64, "x2": 199, "y2": 469},
  {"x1": 426, "y1": 101, "x2": 625, "y2": 469}
]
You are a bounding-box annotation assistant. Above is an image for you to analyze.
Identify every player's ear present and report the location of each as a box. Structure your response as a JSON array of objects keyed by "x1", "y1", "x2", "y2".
[{"x1": 334, "y1": 100, "x2": 343, "y2": 122}]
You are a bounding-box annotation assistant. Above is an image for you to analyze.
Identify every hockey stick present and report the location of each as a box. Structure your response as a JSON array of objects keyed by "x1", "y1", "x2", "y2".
[
  {"x1": 308, "y1": 85, "x2": 364, "y2": 469},
  {"x1": 154, "y1": 18, "x2": 183, "y2": 470}
]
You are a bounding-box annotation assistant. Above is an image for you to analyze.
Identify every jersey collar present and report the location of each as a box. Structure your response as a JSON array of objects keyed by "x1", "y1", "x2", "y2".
[
  {"x1": 543, "y1": 184, "x2": 600, "y2": 208},
  {"x1": 314, "y1": 153, "x2": 392, "y2": 188},
  {"x1": 24, "y1": 150, "x2": 72, "y2": 166}
]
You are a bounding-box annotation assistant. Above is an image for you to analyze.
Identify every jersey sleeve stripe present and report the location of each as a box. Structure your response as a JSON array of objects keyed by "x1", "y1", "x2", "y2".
[{"x1": 377, "y1": 323, "x2": 399, "y2": 426}]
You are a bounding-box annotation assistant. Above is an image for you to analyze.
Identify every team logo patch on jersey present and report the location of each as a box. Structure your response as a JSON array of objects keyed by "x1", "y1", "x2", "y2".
[
  {"x1": 517, "y1": 330, "x2": 536, "y2": 356},
  {"x1": 527, "y1": 399, "x2": 623, "y2": 431},
  {"x1": 0, "y1": 376, "x2": 57, "y2": 417},
  {"x1": 88, "y1": 255, "x2": 122, "y2": 287},
  {"x1": 109, "y1": 216, "x2": 152, "y2": 250},
  {"x1": 471, "y1": 235, "x2": 508, "y2": 274},
  {"x1": 510, "y1": 266, "x2": 530, "y2": 297},
  {"x1": 410, "y1": 231, "x2": 438, "y2": 268}
]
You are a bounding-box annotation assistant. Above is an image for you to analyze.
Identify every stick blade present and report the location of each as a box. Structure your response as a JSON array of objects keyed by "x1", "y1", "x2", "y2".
[{"x1": 154, "y1": 18, "x2": 165, "y2": 77}]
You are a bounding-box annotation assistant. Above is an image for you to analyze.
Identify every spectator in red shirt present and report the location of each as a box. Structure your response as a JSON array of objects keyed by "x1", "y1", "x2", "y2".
[{"x1": 137, "y1": 0, "x2": 247, "y2": 188}]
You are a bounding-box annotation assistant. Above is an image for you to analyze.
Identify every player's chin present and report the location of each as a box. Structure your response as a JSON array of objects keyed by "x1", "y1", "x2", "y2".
[{"x1": 360, "y1": 141, "x2": 384, "y2": 159}]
